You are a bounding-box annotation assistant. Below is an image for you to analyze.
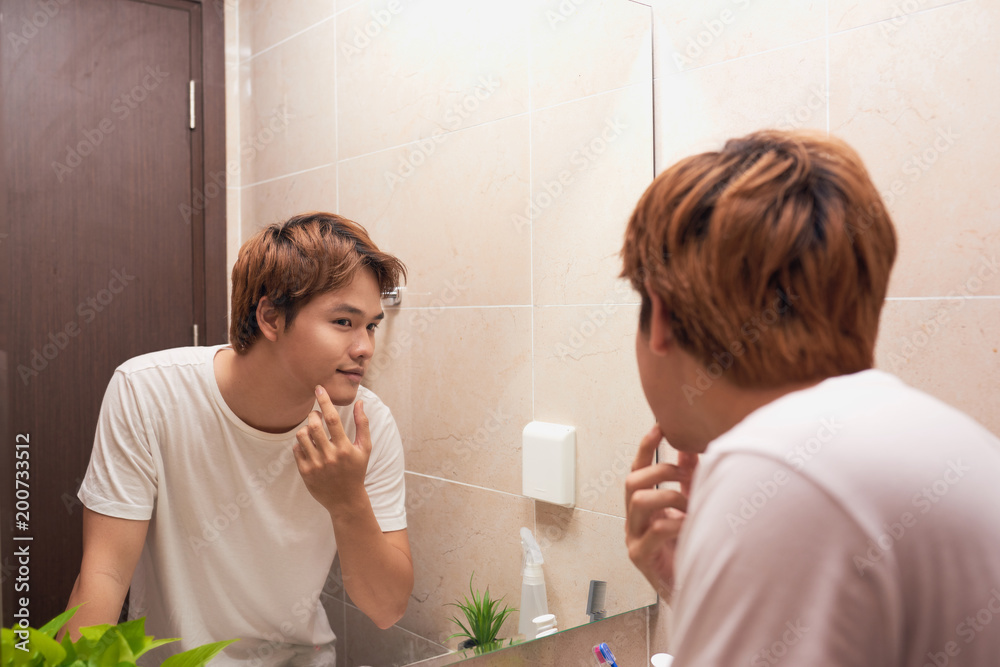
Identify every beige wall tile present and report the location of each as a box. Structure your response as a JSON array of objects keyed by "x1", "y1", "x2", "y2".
[
  {"x1": 536, "y1": 504, "x2": 656, "y2": 631},
  {"x1": 226, "y1": 185, "x2": 241, "y2": 322},
  {"x1": 338, "y1": 117, "x2": 532, "y2": 308},
  {"x1": 336, "y1": 0, "x2": 530, "y2": 159},
  {"x1": 651, "y1": 0, "x2": 824, "y2": 76},
  {"x1": 238, "y1": 0, "x2": 253, "y2": 62},
  {"x1": 654, "y1": 39, "x2": 827, "y2": 172},
  {"x1": 875, "y1": 296, "x2": 1000, "y2": 437},
  {"x1": 241, "y1": 20, "x2": 336, "y2": 185},
  {"x1": 239, "y1": 0, "x2": 337, "y2": 58},
  {"x1": 344, "y1": 603, "x2": 449, "y2": 666},
  {"x1": 400, "y1": 475, "x2": 534, "y2": 646},
  {"x1": 829, "y1": 0, "x2": 963, "y2": 33},
  {"x1": 239, "y1": 164, "x2": 339, "y2": 238},
  {"x1": 530, "y1": 0, "x2": 652, "y2": 110},
  {"x1": 830, "y1": 0, "x2": 1000, "y2": 298},
  {"x1": 365, "y1": 307, "x2": 532, "y2": 495},
  {"x1": 534, "y1": 305, "x2": 654, "y2": 517},
  {"x1": 531, "y1": 84, "x2": 652, "y2": 306}
]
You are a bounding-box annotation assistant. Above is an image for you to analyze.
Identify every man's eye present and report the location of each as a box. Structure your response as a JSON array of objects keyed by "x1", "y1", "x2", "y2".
[
  {"x1": 333, "y1": 319, "x2": 351, "y2": 327},
  {"x1": 367, "y1": 322, "x2": 380, "y2": 331}
]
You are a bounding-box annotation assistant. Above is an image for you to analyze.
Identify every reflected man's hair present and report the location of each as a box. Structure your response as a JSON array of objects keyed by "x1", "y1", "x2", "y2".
[{"x1": 229, "y1": 212, "x2": 406, "y2": 354}]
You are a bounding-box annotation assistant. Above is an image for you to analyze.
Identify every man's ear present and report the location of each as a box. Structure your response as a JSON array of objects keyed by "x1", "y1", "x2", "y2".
[
  {"x1": 256, "y1": 296, "x2": 284, "y2": 342},
  {"x1": 644, "y1": 281, "x2": 674, "y2": 356}
]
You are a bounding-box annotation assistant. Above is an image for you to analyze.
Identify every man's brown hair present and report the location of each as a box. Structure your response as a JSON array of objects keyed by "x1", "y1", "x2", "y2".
[
  {"x1": 229, "y1": 212, "x2": 406, "y2": 354},
  {"x1": 621, "y1": 129, "x2": 897, "y2": 388}
]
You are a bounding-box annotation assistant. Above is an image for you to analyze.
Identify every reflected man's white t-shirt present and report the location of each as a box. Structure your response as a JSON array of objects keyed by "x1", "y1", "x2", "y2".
[
  {"x1": 669, "y1": 369, "x2": 1000, "y2": 665},
  {"x1": 78, "y1": 345, "x2": 406, "y2": 665}
]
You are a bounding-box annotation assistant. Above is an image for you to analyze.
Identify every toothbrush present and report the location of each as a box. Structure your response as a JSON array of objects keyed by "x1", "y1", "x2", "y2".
[
  {"x1": 599, "y1": 643, "x2": 619, "y2": 667},
  {"x1": 593, "y1": 645, "x2": 608, "y2": 666}
]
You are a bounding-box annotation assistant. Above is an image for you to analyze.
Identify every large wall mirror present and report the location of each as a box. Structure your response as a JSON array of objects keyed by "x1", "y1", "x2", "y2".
[{"x1": 231, "y1": 0, "x2": 656, "y2": 664}]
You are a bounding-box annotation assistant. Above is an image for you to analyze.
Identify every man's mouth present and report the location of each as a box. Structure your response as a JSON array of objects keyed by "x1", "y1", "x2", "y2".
[{"x1": 337, "y1": 368, "x2": 365, "y2": 382}]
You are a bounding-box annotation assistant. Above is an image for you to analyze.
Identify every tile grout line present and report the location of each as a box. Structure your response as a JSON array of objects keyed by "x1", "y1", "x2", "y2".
[{"x1": 241, "y1": 13, "x2": 336, "y2": 65}]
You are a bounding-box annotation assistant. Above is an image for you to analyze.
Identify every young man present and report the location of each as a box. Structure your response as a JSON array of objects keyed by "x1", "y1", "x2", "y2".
[
  {"x1": 622, "y1": 130, "x2": 1000, "y2": 664},
  {"x1": 65, "y1": 213, "x2": 413, "y2": 665}
]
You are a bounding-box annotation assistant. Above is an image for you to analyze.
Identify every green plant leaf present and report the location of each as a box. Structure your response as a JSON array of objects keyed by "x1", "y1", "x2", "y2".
[
  {"x1": 39, "y1": 606, "x2": 81, "y2": 639},
  {"x1": 443, "y1": 572, "x2": 516, "y2": 647},
  {"x1": 2, "y1": 627, "x2": 66, "y2": 666},
  {"x1": 110, "y1": 618, "x2": 176, "y2": 659},
  {"x1": 77, "y1": 624, "x2": 113, "y2": 642},
  {"x1": 159, "y1": 639, "x2": 239, "y2": 667}
]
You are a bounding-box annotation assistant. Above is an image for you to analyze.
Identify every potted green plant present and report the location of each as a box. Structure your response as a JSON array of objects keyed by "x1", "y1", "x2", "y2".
[
  {"x1": 445, "y1": 573, "x2": 517, "y2": 656},
  {"x1": 2, "y1": 605, "x2": 236, "y2": 667}
]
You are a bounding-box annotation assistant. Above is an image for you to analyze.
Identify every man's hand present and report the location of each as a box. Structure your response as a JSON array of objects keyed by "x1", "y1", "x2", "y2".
[
  {"x1": 294, "y1": 385, "x2": 372, "y2": 513},
  {"x1": 625, "y1": 424, "x2": 699, "y2": 602}
]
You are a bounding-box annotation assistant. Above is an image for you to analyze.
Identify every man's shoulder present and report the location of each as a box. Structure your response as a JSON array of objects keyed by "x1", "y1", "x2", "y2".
[{"x1": 115, "y1": 345, "x2": 217, "y2": 377}]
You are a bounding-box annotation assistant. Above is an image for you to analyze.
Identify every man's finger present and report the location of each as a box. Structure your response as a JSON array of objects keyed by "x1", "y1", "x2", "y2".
[
  {"x1": 632, "y1": 424, "x2": 664, "y2": 473},
  {"x1": 354, "y1": 400, "x2": 373, "y2": 457},
  {"x1": 625, "y1": 463, "x2": 693, "y2": 499},
  {"x1": 295, "y1": 425, "x2": 320, "y2": 465},
  {"x1": 678, "y1": 451, "x2": 700, "y2": 497},
  {"x1": 627, "y1": 487, "x2": 688, "y2": 537},
  {"x1": 315, "y1": 385, "x2": 348, "y2": 448}
]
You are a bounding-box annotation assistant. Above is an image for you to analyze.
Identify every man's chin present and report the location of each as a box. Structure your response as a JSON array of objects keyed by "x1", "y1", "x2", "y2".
[{"x1": 323, "y1": 384, "x2": 359, "y2": 407}]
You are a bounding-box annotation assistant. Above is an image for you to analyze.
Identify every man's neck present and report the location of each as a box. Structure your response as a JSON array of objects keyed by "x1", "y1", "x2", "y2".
[{"x1": 214, "y1": 346, "x2": 315, "y2": 434}]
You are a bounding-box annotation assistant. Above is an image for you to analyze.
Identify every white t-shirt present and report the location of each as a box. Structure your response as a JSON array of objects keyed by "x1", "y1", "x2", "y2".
[
  {"x1": 669, "y1": 369, "x2": 1000, "y2": 666},
  {"x1": 78, "y1": 345, "x2": 407, "y2": 666}
]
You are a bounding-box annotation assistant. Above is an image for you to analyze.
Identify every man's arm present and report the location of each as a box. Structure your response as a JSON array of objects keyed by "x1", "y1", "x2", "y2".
[
  {"x1": 295, "y1": 386, "x2": 413, "y2": 629},
  {"x1": 331, "y1": 519, "x2": 412, "y2": 629},
  {"x1": 62, "y1": 508, "x2": 149, "y2": 639}
]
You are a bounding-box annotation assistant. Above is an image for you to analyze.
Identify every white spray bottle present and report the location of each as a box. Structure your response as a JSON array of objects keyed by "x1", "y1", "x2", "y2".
[{"x1": 518, "y1": 527, "x2": 549, "y2": 640}]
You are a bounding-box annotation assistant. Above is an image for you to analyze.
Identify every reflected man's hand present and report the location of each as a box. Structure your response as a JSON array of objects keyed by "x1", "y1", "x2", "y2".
[{"x1": 625, "y1": 424, "x2": 699, "y2": 602}]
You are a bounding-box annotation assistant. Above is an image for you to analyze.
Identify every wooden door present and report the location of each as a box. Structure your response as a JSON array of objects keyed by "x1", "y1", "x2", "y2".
[{"x1": 1, "y1": 0, "x2": 226, "y2": 627}]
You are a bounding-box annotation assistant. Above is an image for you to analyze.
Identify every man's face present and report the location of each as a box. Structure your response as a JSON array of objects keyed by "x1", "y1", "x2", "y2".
[
  {"x1": 634, "y1": 308, "x2": 698, "y2": 453},
  {"x1": 274, "y1": 268, "x2": 384, "y2": 406}
]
